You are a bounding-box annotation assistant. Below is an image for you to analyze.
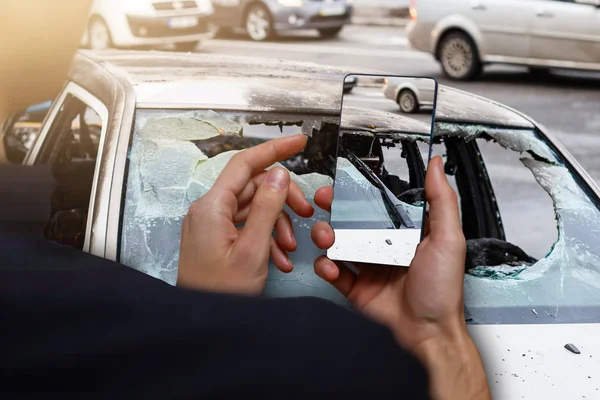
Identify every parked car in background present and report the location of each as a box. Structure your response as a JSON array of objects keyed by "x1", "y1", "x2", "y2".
[
  {"x1": 81, "y1": 0, "x2": 216, "y2": 51},
  {"x1": 210, "y1": 0, "x2": 353, "y2": 41},
  {"x1": 406, "y1": 0, "x2": 600, "y2": 80},
  {"x1": 3, "y1": 50, "x2": 600, "y2": 398},
  {"x1": 383, "y1": 77, "x2": 436, "y2": 113}
]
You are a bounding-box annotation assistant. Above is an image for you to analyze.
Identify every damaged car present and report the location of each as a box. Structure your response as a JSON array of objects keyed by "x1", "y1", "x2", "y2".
[{"x1": 4, "y1": 50, "x2": 600, "y2": 399}]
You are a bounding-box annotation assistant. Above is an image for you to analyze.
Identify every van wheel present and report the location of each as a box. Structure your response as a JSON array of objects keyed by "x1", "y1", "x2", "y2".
[
  {"x1": 88, "y1": 17, "x2": 113, "y2": 51},
  {"x1": 398, "y1": 89, "x2": 419, "y2": 113},
  {"x1": 438, "y1": 31, "x2": 482, "y2": 81}
]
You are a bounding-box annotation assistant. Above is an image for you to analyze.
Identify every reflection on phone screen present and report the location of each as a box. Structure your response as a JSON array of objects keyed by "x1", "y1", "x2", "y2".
[{"x1": 327, "y1": 74, "x2": 437, "y2": 267}]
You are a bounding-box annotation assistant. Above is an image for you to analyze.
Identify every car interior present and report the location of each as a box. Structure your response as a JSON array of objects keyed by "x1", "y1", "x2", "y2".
[
  {"x1": 435, "y1": 135, "x2": 539, "y2": 272},
  {"x1": 339, "y1": 131, "x2": 539, "y2": 273},
  {"x1": 339, "y1": 132, "x2": 426, "y2": 205},
  {"x1": 36, "y1": 95, "x2": 102, "y2": 250}
]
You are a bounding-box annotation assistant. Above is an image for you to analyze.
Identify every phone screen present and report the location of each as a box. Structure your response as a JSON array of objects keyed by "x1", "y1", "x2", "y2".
[{"x1": 327, "y1": 74, "x2": 438, "y2": 267}]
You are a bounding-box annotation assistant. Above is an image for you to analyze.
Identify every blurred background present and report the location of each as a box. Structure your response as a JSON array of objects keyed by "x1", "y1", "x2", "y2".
[{"x1": 69, "y1": 0, "x2": 600, "y2": 182}]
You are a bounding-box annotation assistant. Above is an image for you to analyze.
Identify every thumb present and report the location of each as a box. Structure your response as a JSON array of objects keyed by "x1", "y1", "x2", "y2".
[
  {"x1": 235, "y1": 167, "x2": 291, "y2": 256},
  {"x1": 425, "y1": 156, "x2": 464, "y2": 243}
]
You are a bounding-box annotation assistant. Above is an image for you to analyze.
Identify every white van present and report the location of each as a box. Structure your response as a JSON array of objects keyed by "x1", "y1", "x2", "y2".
[{"x1": 81, "y1": 0, "x2": 216, "y2": 52}]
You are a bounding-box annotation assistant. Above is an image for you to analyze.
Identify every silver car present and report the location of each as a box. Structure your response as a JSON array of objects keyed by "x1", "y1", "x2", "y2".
[
  {"x1": 82, "y1": 0, "x2": 216, "y2": 52},
  {"x1": 210, "y1": 0, "x2": 353, "y2": 41},
  {"x1": 406, "y1": 0, "x2": 600, "y2": 80},
  {"x1": 5, "y1": 50, "x2": 600, "y2": 399},
  {"x1": 383, "y1": 77, "x2": 436, "y2": 114}
]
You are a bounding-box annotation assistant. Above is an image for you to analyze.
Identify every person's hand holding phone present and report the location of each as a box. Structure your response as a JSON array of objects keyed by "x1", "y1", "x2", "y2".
[
  {"x1": 177, "y1": 134, "x2": 314, "y2": 296},
  {"x1": 311, "y1": 156, "x2": 491, "y2": 400}
]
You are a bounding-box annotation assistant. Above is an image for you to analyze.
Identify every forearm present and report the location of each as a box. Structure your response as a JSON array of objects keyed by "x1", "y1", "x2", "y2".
[{"x1": 414, "y1": 330, "x2": 491, "y2": 400}]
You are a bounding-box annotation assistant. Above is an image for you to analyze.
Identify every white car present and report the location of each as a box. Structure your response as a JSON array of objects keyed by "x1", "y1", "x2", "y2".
[
  {"x1": 383, "y1": 77, "x2": 436, "y2": 113},
  {"x1": 406, "y1": 0, "x2": 600, "y2": 80},
  {"x1": 81, "y1": 0, "x2": 216, "y2": 52},
  {"x1": 4, "y1": 50, "x2": 600, "y2": 398}
]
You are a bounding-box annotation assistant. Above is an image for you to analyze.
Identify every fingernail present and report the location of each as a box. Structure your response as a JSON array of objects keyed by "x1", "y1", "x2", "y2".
[
  {"x1": 266, "y1": 168, "x2": 288, "y2": 190},
  {"x1": 285, "y1": 257, "x2": 293, "y2": 268}
]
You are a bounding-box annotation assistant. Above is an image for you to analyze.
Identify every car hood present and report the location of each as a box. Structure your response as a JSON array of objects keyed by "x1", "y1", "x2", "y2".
[{"x1": 470, "y1": 324, "x2": 600, "y2": 398}]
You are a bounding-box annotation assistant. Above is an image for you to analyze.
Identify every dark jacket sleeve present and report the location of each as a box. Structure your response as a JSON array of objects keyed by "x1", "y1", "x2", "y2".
[{"x1": 1, "y1": 242, "x2": 430, "y2": 400}]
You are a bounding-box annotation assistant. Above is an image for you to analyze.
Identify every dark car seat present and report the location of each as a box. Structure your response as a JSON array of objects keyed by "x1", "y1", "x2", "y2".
[{"x1": 44, "y1": 112, "x2": 98, "y2": 249}]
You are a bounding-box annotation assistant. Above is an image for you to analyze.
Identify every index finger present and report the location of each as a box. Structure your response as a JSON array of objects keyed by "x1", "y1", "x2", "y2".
[{"x1": 212, "y1": 134, "x2": 308, "y2": 196}]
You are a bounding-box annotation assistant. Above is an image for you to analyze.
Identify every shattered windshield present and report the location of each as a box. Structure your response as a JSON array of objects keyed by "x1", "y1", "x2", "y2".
[
  {"x1": 120, "y1": 109, "x2": 386, "y2": 304},
  {"x1": 331, "y1": 134, "x2": 426, "y2": 231},
  {"x1": 118, "y1": 109, "x2": 600, "y2": 323},
  {"x1": 432, "y1": 123, "x2": 600, "y2": 324}
]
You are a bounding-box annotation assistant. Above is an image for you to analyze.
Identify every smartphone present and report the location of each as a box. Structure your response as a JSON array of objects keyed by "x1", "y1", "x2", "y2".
[{"x1": 327, "y1": 74, "x2": 438, "y2": 267}]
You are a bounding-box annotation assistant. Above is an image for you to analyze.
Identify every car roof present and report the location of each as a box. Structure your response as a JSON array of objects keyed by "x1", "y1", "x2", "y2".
[{"x1": 72, "y1": 50, "x2": 535, "y2": 129}]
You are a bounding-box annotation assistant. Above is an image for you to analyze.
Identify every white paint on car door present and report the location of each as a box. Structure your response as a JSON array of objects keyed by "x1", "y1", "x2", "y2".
[
  {"x1": 468, "y1": 0, "x2": 536, "y2": 59},
  {"x1": 415, "y1": 78, "x2": 436, "y2": 105},
  {"x1": 530, "y1": 0, "x2": 600, "y2": 67}
]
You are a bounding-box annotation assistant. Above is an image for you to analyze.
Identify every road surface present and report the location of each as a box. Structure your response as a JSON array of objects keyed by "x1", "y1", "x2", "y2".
[{"x1": 202, "y1": 24, "x2": 600, "y2": 260}]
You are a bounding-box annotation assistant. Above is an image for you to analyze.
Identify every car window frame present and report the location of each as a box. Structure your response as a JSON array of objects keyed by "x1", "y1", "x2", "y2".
[
  {"x1": 25, "y1": 82, "x2": 110, "y2": 254},
  {"x1": 440, "y1": 136, "x2": 505, "y2": 241}
]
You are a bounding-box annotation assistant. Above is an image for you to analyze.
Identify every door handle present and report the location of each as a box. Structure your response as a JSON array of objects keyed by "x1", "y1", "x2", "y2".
[{"x1": 472, "y1": 4, "x2": 487, "y2": 10}]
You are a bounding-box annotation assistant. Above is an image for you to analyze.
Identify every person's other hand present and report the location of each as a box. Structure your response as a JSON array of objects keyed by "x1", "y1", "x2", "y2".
[
  {"x1": 311, "y1": 156, "x2": 491, "y2": 400},
  {"x1": 177, "y1": 134, "x2": 314, "y2": 296}
]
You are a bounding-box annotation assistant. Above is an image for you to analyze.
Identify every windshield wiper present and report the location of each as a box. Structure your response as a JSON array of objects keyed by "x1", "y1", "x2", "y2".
[{"x1": 343, "y1": 150, "x2": 416, "y2": 229}]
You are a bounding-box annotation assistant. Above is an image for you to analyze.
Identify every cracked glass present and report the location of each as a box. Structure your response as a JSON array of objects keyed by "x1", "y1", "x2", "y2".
[{"x1": 117, "y1": 109, "x2": 600, "y2": 322}]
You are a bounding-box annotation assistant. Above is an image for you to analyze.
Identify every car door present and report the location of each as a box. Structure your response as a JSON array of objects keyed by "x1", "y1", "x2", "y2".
[
  {"x1": 530, "y1": 0, "x2": 600, "y2": 67},
  {"x1": 467, "y1": 0, "x2": 537, "y2": 60},
  {"x1": 25, "y1": 82, "x2": 109, "y2": 255},
  {"x1": 414, "y1": 78, "x2": 436, "y2": 105}
]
